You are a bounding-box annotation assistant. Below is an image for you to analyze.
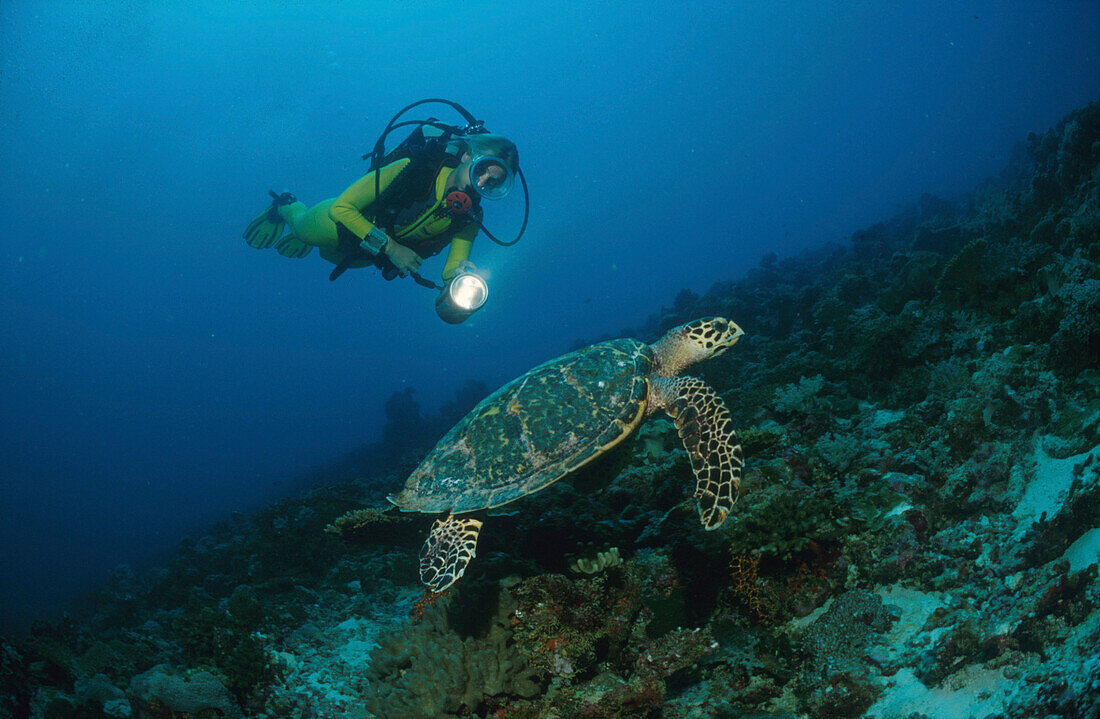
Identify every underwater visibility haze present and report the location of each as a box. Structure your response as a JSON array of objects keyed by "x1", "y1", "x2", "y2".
[{"x1": 2, "y1": 2, "x2": 1100, "y2": 717}]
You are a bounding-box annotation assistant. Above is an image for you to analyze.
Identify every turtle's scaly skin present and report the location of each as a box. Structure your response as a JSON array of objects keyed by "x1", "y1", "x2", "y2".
[{"x1": 390, "y1": 338, "x2": 651, "y2": 514}]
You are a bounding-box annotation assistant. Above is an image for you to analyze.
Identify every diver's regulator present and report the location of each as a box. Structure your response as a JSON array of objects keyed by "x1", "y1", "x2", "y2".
[{"x1": 358, "y1": 98, "x2": 527, "y2": 323}]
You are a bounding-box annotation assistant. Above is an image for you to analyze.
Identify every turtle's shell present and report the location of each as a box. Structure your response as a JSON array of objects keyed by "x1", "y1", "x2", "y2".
[{"x1": 390, "y1": 338, "x2": 652, "y2": 513}]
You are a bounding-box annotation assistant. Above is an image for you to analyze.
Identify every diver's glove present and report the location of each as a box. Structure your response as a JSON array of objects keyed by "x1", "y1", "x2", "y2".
[{"x1": 383, "y1": 240, "x2": 424, "y2": 278}]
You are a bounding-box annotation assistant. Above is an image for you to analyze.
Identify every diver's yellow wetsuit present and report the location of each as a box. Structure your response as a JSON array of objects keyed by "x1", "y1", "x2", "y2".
[{"x1": 278, "y1": 157, "x2": 478, "y2": 281}]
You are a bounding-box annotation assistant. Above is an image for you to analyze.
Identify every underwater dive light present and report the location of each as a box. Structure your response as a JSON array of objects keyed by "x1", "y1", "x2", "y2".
[{"x1": 435, "y1": 266, "x2": 488, "y2": 324}]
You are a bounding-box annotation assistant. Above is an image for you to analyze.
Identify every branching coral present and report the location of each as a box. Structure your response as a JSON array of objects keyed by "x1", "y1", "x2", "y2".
[
  {"x1": 812, "y1": 432, "x2": 865, "y2": 475},
  {"x1": 736, "y1": 425, "x2": 786, "y2": 458},
  {"x1": 726, "y1": 485, "x2": 851, "y2": 560},
  {"x1": 323, "y1": 507, "x2": 409, "y2": 537},
  {"x1": 773, "y1": 375, "x2": 831, "y2": 416}
]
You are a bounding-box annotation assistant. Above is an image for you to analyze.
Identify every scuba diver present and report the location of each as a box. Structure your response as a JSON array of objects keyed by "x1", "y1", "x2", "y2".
[{"x1": 243, "y1": 100, "x2": 528, "y2": 323}]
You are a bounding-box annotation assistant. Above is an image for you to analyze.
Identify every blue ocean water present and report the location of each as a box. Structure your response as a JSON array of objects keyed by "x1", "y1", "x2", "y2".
[{"x1": 0, "y1": 0, "x2": 1097, "y2": 642}]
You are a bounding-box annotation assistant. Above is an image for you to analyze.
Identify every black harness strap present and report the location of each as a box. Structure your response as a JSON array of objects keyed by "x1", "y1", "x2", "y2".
[{"x1": 330, "y1": 142, "x2": 475, "y2": 282}]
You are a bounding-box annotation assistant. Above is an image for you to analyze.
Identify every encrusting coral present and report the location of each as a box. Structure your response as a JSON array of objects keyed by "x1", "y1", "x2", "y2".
[{"x1": 129, "y1": 664, "x2": 244, "y2": 719}]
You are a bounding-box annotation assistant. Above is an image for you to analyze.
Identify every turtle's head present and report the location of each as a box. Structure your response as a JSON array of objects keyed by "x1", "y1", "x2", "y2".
[
  {"x1": 683, "y1": 317, "x2": 744, "y2": 357},
  {"x1": 652, "y1": 317, "x2": 744, "y2": 376}
]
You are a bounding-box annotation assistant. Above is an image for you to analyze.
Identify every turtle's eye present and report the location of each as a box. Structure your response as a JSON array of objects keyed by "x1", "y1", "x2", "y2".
[{"x1": 713, "y1": 320, "x2": 728, "y2": 335}]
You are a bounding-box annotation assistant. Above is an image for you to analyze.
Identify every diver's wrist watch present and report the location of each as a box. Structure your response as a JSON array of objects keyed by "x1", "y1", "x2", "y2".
[{"x1": 359, "y1": 226, "x2": 389, "y2": 255}]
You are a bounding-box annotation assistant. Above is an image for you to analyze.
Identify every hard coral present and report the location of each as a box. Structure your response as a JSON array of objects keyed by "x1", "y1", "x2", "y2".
[
  {"x1": 129, "y1": 664, "x2": 243, "y2": 719},
  {"x1": 365, "y1": 585, "x2": 541, "y2": 717},
  {"x1": 727, "y1": 484, "x2": 849, "y2": 560},
  {"x1": 1052, "y1": 278, "x2": 1100, "y2": 372},
  {"x1": 510, "y1": 573, "x2": 642, "y2": 678},
  {"x1": 795, "y1": 591, "x2": 894, "y2": 717},
  {"x1": 323, "y1": 507, "x2": 410, "y2": 537},
  {"x1": 172, "y1": 596, "x2": 274, "y2": 701},
  {"x1": 773, "y1": 375, "x2": 830, "y2": 417},
  {"x1": 936, "y1": 238, "x2": 990, "y2": 305},
  {"x1": 728, "y1": 553, "x2": 768, "y2": 623}
]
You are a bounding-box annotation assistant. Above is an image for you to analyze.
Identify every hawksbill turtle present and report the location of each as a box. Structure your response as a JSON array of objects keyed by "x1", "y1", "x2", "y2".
[{"x1": 389, "y1": 317, "x2": 746, "y2": 593}]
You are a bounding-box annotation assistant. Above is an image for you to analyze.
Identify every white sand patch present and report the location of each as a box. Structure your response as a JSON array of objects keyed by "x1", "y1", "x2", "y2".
[
  {"x1": 884, "y1": 502, "x2": 914, "y2": 519},
  {"x1": 868, "y1": 409, "x2": 906, "y2": 429},
  {"x1": 865, "y1": 665, "x2": 1021, "y2": 719},
  {"x1": 1013, "y1": 441, "x2": 1099, "y2": 539},
  {"x1": 876, "y1": 584, "x2": 947, "y2": 646},
  {"x1": 331, "y1": 616, "x2": 385, "y2": 667},
  {"x1": 1063, "y1": 527, "x2": 1100, "y2": 572}
]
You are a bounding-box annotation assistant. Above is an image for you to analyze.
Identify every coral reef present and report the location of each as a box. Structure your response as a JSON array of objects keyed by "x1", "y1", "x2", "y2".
[{"x1": 5, "y1": 101, "x2": 1100, "y2": 718}]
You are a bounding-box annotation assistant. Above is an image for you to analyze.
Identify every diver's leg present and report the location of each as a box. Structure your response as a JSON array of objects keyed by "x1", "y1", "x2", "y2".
[{"x1": 279, "y1": 198, "x2": 338, "y2": 248}]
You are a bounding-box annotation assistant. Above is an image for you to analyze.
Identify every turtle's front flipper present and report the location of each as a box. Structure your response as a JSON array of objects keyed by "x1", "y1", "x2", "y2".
[
  {"x1": 653, "y1": 377, "x2": 743, "y2": 530},
  {"x1": 419, "y1": 514, "x2": 484, "y2": 592}
]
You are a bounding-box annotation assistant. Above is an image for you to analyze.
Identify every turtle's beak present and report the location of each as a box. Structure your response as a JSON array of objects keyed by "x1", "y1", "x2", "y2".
[
  {"x1": 712, "y1": 318, "x2": 744, "y2": 351},
  {"x1": 727, "y1": 321, "x2": 745, "y2": 346}
]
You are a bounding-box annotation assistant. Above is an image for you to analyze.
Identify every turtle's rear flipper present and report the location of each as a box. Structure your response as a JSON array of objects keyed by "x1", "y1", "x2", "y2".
[
  {"x1": 657, "y1": 376, "x2": 743, "y2": 530},
  {"x1": 419, "y1": 514, "x2": 484, "y2": 592}
]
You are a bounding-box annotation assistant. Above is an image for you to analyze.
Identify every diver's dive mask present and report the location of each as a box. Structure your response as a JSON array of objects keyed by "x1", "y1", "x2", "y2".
[{"x1": 466, "y1": 154, "x2": 513, "y2": 200}]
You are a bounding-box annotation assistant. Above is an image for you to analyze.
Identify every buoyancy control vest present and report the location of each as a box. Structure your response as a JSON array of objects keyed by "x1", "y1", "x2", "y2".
[{"x1": 329, "y1": 129, "x2": 478, "y2": 282}]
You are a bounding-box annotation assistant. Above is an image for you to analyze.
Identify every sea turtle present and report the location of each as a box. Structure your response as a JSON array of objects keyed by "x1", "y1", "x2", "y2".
[{"x1": 389, "y1": 317, "x2": 746, "y2": 593}]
